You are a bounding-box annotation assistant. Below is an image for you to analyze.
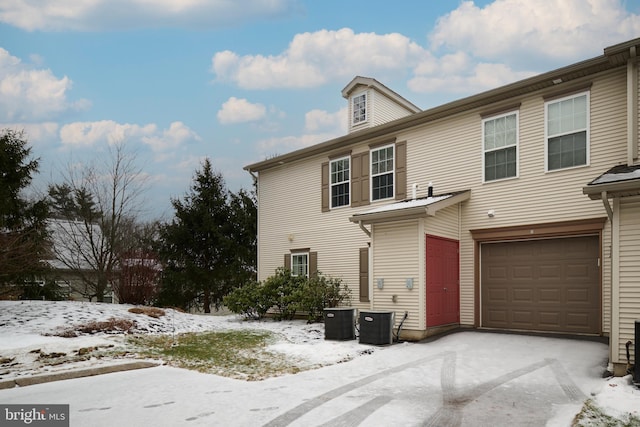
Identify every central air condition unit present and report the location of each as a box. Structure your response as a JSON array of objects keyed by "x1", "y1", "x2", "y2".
[
  {"x1": 323, "y1": 307, "x2": 356, "y2": 340},
  {"x1": 359, "y1": 311, "x2": 395, "y2": 345}
]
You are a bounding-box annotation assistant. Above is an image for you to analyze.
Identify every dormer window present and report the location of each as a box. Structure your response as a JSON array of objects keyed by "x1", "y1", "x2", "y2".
[{"x1": 352, "y1": 93, "x2": 367, "y2": 125}]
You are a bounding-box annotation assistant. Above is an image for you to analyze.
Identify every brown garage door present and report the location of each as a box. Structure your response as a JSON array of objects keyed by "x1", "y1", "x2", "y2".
[{"x1": 481, "y1": 236, "x2": 600, "y2": 334}]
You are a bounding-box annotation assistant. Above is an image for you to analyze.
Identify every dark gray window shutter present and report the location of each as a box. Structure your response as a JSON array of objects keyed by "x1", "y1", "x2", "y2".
[
  {"x1": 284, "y1": 254, "x2": 291, "y2": 270},
  {"x1": 395, "y1": 141, "x2": 407, "y2": 200},
  {"x1": 309, "y1": 252, "x2": 318, "y2": 277},
  {"x1": 321, "y1": 162, "x2": 330, "y2": 212},
  {"x1": 359, "y1": 247, "x2": 369, "y2": 302}
]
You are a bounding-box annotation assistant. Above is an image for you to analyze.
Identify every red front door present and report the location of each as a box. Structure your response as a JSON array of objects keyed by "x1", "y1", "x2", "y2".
[{"x1": 426, "y1": 235, "x2": 460, "y2": 327}]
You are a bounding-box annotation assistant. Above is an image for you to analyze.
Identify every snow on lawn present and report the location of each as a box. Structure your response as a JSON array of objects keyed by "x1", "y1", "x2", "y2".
[
  {"x1": 0, "y1": 300, "x2": 373, "y2": 381},
  {"x1": 0, "y1": 300, "x2": 638, "y2": 426}
]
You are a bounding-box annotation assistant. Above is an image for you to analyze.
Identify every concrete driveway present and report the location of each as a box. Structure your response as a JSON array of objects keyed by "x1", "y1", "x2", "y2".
[{"x1": 0, "y1": 331, "x2": 609, "y2": 427}]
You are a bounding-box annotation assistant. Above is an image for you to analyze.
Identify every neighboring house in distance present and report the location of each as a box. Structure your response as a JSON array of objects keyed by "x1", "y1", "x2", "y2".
[{"x1": 245, "y1": 38, "x2": 640, "y2": 375}]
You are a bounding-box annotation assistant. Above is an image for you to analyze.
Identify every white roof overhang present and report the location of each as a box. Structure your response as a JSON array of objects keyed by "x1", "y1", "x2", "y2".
[{"x1": 349, "y1": 190, "x2": 471, "y2": 225}]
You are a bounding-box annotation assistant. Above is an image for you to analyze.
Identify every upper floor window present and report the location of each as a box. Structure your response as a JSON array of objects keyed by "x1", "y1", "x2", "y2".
[
  {"x1": 545, "y1": 92, "x2": 589, "y2": 171},
  {"x1": 330, "y1": 157, "x2": 350, "y2": 208},
  {"x1": 352, "y1": 93, "x2": 367, "y2": 125},
  {"x1": 483, "y1": 111, "x2": 518, "y2": 181},
  {"x1": 291, "y1": 252, "x2": 309, "y2": 277},
  {"x1": 371, "y1": 145, "x2": 394, "y2": 201}
]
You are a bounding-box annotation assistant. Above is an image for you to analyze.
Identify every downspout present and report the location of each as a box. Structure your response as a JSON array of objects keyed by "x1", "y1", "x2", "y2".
[
  {"x1": 248, "y1": 169, "x2": 259, "y2": 281},
  {"x1": 628, "y1": 46, "x2": 639, "y2": 164},
  {"x1": 248, "y1": 169, "x2": 258, "y2": 185},
  {"x1": 358, "y1": 220, "x2": 371, "y2": 238},
  {"x1": 598, "y1": 190, "x2": 615, "y2": 367},
  {"x1": 600, "y1": 190, "x2": 620, "y2": 368},
  {"x1": 601, "y1": 191, "x2": 613, "y2": 221},
  {"x1": 611, "y1": 198, "x2": 621, "y2": 367}
]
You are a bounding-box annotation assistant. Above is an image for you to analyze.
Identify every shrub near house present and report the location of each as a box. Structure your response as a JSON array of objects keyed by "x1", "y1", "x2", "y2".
[{"x1": 224, "y1": 269, "x2": 351, "y2": 322}]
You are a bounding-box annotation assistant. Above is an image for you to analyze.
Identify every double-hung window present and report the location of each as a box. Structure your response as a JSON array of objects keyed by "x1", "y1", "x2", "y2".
[
  {"x1": 291, "y1": 253, "x2": 309, "y2": 277},
  {"x1": 546, "y1": 92, "x2": 589, "y2": 171},
  {"x1": 371, "y1": 145, "x2": 394, "y2": 201},
  {"x1": 352, "y1": 93, "x2": 367, "y2": 125},
  {"x1": 330, "y1": 156, "x2": 350, "y2": 208},
  {"x1": 483, "y1": 111, "x2": 518, "y2": 181}
]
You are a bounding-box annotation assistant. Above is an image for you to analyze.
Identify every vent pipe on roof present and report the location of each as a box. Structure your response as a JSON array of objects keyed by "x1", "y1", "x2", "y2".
[
  {"x1": 428, "y1": 182, "x2": 433, "y2": 198},
  {"x1": 412, "y1": 183, "x2": 419, "y2": 200}
]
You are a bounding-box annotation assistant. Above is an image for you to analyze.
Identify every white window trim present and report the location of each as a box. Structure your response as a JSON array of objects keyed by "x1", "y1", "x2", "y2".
[
  {"x1": 352, "y1": 91, "x2": 368, "y2": 126},
  {"x1": 482, "y1": 110, "x2": 519, "y2": 183},
  {"x1": 370, "y1": 143, "x2": 395, "y2": 202},
  {"x1": 330, "y1": 156, "x2": 351, "y2": 209},
  {"x1": 290, "y1": 252, "x2": 309, "y2": 277},
  {"x1": 544, "y1": 91, "x2": 590, "y2": 173}
]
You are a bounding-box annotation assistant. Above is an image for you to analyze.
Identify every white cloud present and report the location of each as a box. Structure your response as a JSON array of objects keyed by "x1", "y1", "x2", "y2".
[
  {"x1": 141, "y1": 121, "x2": 201, "y2": 152},
  {"x1": 409, "y1": 60, "x2": 535, "y2": 94},
  {"x1": 212, "y1": 28, "x2": 426, "y2": 89},
  {"x1": 305, "y1": 107, "x2": 347, "y2": 134},
  {"x1": 430, "y1": 0, "x2": 640, "y2": 62},
  {"x1": 409, "y1": 0, "x2": 640, "y2": 96},
  {"x1": 217, "y1": 97, "x2": 267, "y2": 124},
  {"x1": 256, "y1": 132, "x2": 343, "y2": 160},
  {"x1": 59, "y1": 120, "x2": 157, "y2": 147},
  {"x1": 212, "y1": 1, "x2": 640, "y2": 97},
  {"x1": 0, "y1": 122, "x2": 59, "y2": 145},
  {"x1": 0, "y1": 0, "x2": 299, "y2": 31},
  {"x1": 0, "y1": 48, "x2": 89, "y2": 122}
]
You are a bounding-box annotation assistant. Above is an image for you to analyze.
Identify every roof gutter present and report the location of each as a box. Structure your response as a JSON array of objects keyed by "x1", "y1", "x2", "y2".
[
  {"x1": 583, "y1": 179, "x2": 640, "y2": 199},
  {"x1": 244, "y1": 44, "x2": 632, "y2": 174},
  {"x1": 349, "y1": 190, "x2": 471, "y2": 225}
]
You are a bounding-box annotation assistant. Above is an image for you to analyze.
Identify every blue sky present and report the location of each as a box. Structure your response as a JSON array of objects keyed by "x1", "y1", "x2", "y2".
[{"x1": 2, "y1": 0, "x2": 640, "y2": 220}]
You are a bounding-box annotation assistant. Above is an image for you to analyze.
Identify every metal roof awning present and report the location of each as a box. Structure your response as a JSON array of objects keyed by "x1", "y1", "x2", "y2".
[
  {"x1": 582, "y1": 164, "x2": 640, "y2": 200},
  {"x1": 349, "y1": 190, "x2": 471, "y2": 225}
]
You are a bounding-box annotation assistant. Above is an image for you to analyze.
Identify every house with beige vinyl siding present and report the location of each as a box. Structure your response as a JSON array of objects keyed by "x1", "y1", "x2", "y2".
[{"x1": 245, "y1": 38, "x2": 640, "y2": 374}]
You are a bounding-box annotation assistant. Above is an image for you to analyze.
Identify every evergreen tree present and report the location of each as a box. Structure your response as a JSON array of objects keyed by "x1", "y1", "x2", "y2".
[
  {"x1": 48, "y1": 183, "x2": 101, "y2": 221},
  {"x1": 0, "y1": 129, "x2": 50, "y2": 292},
  {"x1": 157, "y1": 159, "x2": 255, "y2": 312},
  {"x1": 228, "y1": 184, "x2": 257, "y2": 282}
]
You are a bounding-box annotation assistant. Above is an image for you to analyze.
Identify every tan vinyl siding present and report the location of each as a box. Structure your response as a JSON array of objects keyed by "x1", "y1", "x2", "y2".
[
  {"x1": 371, "y1": 220, "x2": 422, "y2": 330},
  {"x1": 256, "y1": 157, "x2": 372, "y2": 313},
  {"x1": 617, "y1": 197, "x2": 640, "y2": 364},
  {"x1": 425, "y1": 205, "x2": 460, "y2": 241},
  {"x1": 372, "y1": 90, "x2": 416, "y2": 126},
  {"x1": 396, "y1": 70, "x2": 625, "y2": 327},
  {"x1": 256, "y1": 64, "x2": 627, "y2": 335}
]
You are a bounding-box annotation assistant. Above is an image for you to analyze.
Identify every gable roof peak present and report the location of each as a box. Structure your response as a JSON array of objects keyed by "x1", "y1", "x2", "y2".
[{"x1": 341, "y1": 76, "x2": 421, "y2": 113}]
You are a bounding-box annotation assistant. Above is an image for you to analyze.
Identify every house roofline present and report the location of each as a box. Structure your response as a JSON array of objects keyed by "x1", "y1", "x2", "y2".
[
  {"x1": 341, "y1": 76, "x2": 422, "y2": 113},
  {"x1": 245, "y1": 38, "x2": 640, "y2": 173},
  {"x1": 582, "y1": 179, "x2": 640, "y2": 200},
  {"x1": 348, "y1": 190, "x2": 471, "y2": 224}
]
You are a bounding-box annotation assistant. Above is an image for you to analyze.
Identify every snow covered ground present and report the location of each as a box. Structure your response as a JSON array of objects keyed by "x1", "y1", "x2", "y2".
[
  {"x1": 0, "y1": 300, "x2": 638, "y2": 426},
  {"x1": 0, "y1": 300, "x2": 372, "y2": 382}
]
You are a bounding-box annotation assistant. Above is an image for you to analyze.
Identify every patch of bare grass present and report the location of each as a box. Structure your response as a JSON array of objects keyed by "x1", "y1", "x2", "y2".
[
  {"x1": 128, "y1": 307, "x2": 165, "y2": 318},
  {"x1": 129, "y1": 330, "x2": 303, "y2": 381},
  {"x1": 51, "y1": 317, "x2": 136, "y2": 337},
  {"x1": 573, "y1": 399, "x2": 640, "y2": 427}
]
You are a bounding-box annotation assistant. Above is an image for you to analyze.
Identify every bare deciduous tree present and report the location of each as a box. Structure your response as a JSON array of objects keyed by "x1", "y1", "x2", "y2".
[{"x1": 48, "y1": 142, "x2": 148, "y2": 302}]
